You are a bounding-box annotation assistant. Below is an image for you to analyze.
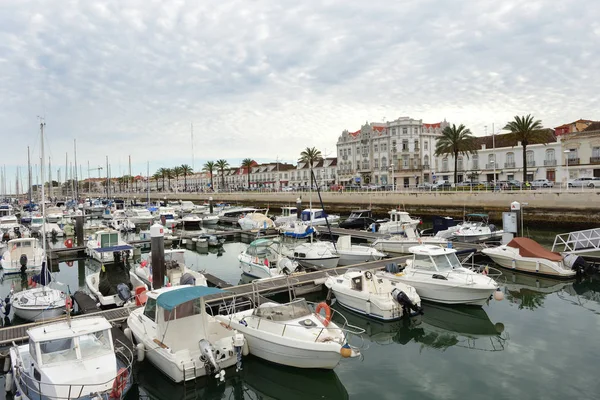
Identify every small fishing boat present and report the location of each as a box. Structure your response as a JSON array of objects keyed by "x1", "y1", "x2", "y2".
[
  {"x1": 8, "y1": 316, "x2": 134, "y2": 399},
  {"x1": 199, "y1": 214, "x2": 220, "y2": 225},
  {"x1": 86, "y1": 229, "x2": 131, "y2": 263},
  {"x1": 158, "y1": 207, "x2": 181, "y2": 229},
  {"x1": 334, "y1": 236, "x2": 386, "y2": 266},
  {"x1": 108, "y1": 210, "x2": 136, "y2": 232},
  {"x1": 273, "y1": 206, "x2": 298, "y2": 226},
  {"x1": 372, "y1": 226, "x2": 448, "y2": 254},
  {"x1": 482, "y1": 237, "x2": 578, "y2": 278},
  {"x1": 287, "y1": 241, "x2": 340, "y2": 269},
  {"x1": 216, "y1": 298, "x2": 361, "y2": 369},
  {"x1": 436, "y1": 214, "x2": 503, "y2": 242},
  {"x1": 11, "y1": 261, "x2": 67, "y2": 321},
  {"x1": 135, "y1": 249, "x2": 208, "y2": 288},
  {"x1": 126, "y1": 285, "x2": 247, "y2": 383},
  {"x1": 325, "y1": 269, "x2": 422, "y2": 321},
  {"x1": 125, "y1": 208, "x2": 155, "y2": 225},
  {"x1": 338, "y1": 209, "x2": 377, "y2": 230},
  {"x1": 238, "y1": 213, "x2": 275, "y2": 231},
  {"x1": 1, "y1": 237, "x2": 46, "y2": 274},
  {"x1": 239, "y1": 238, "x2": 299, "y2": 279},
  {"x1": 380, "y1": 245, "x2": 499, "y2": 306},
  {"x1": 377, "y1": 210, "x2": 421, "y2": 234},
  {"x1": 181, "y1": 214, "x2": 203, "y2": 230},
  {"x1": 300, "y1": 208, "x2": 340, "y2": 226}
]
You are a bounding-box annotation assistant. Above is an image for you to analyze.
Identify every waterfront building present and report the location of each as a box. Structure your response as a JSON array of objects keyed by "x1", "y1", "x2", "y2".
[
  {"x1": 249, "y1": 162, "x2": 295, "y2": 189},
  {"x1": 336, "y1": 117, "x2": 448, "y2": 187},
  {"x1": 289, "y1": 158, "x2": 337, "y2": 189},
  {"x1": 560, "y1": 124, "x2": 600, "y2": 181},
  {"x1": 554, "y1": 119, "x2": 596, "y2": 136}
]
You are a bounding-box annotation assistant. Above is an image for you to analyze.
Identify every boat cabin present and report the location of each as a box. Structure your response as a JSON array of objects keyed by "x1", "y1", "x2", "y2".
[
  {"x1": 0, "y1": 204, "x2": 14, "y2": 217},
  {"x1": 389, "y1": 210, "x2": 419, "y2": 224},
  {"x1": 280, "y1": 207, "x2": 298, "y2": 217},
  {"x1": 300, "y1": 209, "x2": 328, "y2": 222},
  {"x1": 7, "y1": 238, "x2": 42, "y2": 265},
  {"x1": 348, "y1": 210, "x2": 372, "y2": 220},
  {"x1": 20, "y1": 317, "x2": 120, "y2": 398},
  {"x1": 409, "y1": 245, "x2": 462, "y2": 272}
]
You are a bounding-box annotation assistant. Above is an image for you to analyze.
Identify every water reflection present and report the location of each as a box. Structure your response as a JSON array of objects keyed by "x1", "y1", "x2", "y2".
[
  {"x1": 560, "y1": 274, "x2": 600, "y2": 315},
  {"x1": 500, "y1": 270, "x2": 575, "y2": 310},
  {"x1": 133, "y1": 355, "x2": 348, "y2": 400},
  {"x1": 334, "y1": 302, "x2": 507, "y2": 352}
]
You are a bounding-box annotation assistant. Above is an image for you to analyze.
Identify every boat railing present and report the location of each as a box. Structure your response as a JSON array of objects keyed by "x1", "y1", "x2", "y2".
[
  {"x1": 12, "y1": 338, "x2": 134, "y2": 400},
  {"x1": 552, "y1": 228, "x2": 600, "y2": 253}
]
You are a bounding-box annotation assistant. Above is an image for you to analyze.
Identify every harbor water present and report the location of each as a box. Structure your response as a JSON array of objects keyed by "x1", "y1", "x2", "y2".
[{"x1": 0, "y1": 230, "x2": 599, "y2": 400}]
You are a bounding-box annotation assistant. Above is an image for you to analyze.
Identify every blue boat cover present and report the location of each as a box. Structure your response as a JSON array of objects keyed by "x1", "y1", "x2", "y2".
[
  {"x1": 96, "y1": 245, "x2": 134, "y2": 253},
  {"x1": 157, "y1": 286, "x2": 225, "y2": 311},
  {"x1": 283, "y1": 226, "x2": 315, "y2": 239}
]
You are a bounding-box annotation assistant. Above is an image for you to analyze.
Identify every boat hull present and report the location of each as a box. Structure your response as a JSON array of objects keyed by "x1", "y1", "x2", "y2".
[
  {"x1": 294, "y1": 256, "x2": 339, "y2": 270},
  {"x1": 336, "y1": 251, "x2": 384, "y2": 266},
  {"x1": 387, "y1": 276, "x2": 493, "y2": 306},
  {"x1": 482, "y1": 249, "x2": 576, "y2": 278}
]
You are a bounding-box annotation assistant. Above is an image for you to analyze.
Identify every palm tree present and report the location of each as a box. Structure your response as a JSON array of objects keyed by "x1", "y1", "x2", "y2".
[
  {"x1": 434, "y1": 124, "x2": 478, "y2": 185},
  {"x1": 299, "y1": 147, "x2": 323, "y2": 187},
  {"x1": 180, "y1": 164, "x2": 193, "y2": 192},
  {"x1": 241, "y1": 158, "x2": 254, "y2": 189},
  {"x1": 504, "y1": 114, "x2": 544, "y2": 182},
  {"x1": 156, "y1": 168, "x2": 168, "y2": 191},
  {"x1": 203, "y1": 161, "x2": 216, "y2": 190},
  {"x1": 172, "y1": 166, "x2": 183, "y2": 192},
  {"x1": 215, "y1": 159, "x2": 229, "y2": 190},
  {"x1": 152, "y1": 172, "x2": 161, "y2": 191}
]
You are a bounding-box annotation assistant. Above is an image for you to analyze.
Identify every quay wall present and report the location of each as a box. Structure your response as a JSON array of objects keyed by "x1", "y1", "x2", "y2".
[{"x1": 143, "y1": 191, "x2": 600, "y2": 228}]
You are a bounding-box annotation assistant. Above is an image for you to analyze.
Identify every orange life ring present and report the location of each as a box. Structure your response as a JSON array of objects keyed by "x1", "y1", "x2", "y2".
[
  {"x1": 110, "y1": 368, "x2": 129, "y2": 398},
  {"x1": 315, "y1": 302, "x2": 332, "y2": 327},
  {"x1": 64, "y1": 238, "x2": 73, "y2": 248},
  {"x1": 66, "y1": 261, "x2": 74, "y2": 267}
]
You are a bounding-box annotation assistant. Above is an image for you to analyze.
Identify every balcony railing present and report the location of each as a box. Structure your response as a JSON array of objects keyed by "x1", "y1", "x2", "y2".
[
  {"x1": 526, "y1": 161, "x2": 536, "y2": 167},
  {"x1": 544, "y1": 159, "x2": 557, "y2": 166},
  {"x1": 567, "y1": 158, "x2": 580, "y2": 165},
  {"x1": 472, "y1": 163, "x2": 479, "y2": 169},
  {"x1": 485, "y1": 163, "x2": 495, "y2": 169},
  {"x1": 504, "y1": 162, "x2": 515, "y2": 168},
  {"x1": 423, "y1": 163, "x2": 430, "y2": 169},
  {"x1": 590, "y1": 156, "x2": 600, "y2": 164}
]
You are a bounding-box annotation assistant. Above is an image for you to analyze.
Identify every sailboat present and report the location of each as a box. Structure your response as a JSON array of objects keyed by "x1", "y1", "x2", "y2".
[{"x1": 10, "y1": 121, "x2": 67, "y2": 322}]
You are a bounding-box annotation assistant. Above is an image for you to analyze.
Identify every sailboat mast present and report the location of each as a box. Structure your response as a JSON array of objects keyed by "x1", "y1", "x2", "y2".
[
  {"x1": 74, "y1": 139, "x2": 78, "y2": 201},
  {"x1": 40, "y1": 121, "x2": 47, "y2": 257},
  {"x1": 191, "y1": 122, "x2": 195, "y2": 170},
  {"x1": 28, "y1": 147, "x2": 32, "y2": 204},
  {"x1": 146, "y1": 161, "x2": 150, "y2": 205}
]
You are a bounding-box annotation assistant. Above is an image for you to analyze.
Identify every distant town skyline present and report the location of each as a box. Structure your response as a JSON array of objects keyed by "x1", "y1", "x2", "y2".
[{"x1": 1, "y1": 0, "x2": 599, "y2": 184}]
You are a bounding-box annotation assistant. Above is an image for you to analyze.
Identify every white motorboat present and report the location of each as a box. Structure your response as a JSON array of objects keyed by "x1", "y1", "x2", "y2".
[
  {"x1": 125, "y1": 208, "x2": 155, "y2": 225},
  {"x1": 436, "y1": 214, "x2": 503, "y2": 242},
  {"x1": 29, "y1": 215, "x2": 45, "y2": 234},
  {"x1": 9, "y1": 316, "x2": 134, "y2": 400},
  {"x1": 380, "y1": 245, "x2": 499, "y2": 306},
  {"x1": 0, "y1": 214, "x2": 19, "y2": 232},
  {"x1": 286, "y1": 241, "x2": 340, "y2": 269},
  {"x1": 373, "y1": 226, "x2": 448, "y2": 254},
  {"x1": 218, "y1": 207, "x2": 258, "y2": 223},
  {"x1": 127, "y1": 285, "x2": 246, "y2": 383},
  {"x1": 86, "y1": 256, "x2": 148, "y2": 307},
  {"x1": 31, "y1": 217, "x2": 64, "y2": 238},
  {"x1": 108, "y1": 210, "x2": 136, "y2": 232},
  {"x1": 135, "y1": 249, "x2": 208, "y2": 288},
  {"x1": 199, "y1": 214, "x2": 220, "y2": 225},
  {"x1": 101, "y1": 207, "x2": 113, "y2": 220},
  {"x1": 300, "y1": 209, "x2": 340, "y2": 226},
  {"x1": 482, "y1": 237, "x2": 577, "y2": 278},
  {"x1": 1, "y1": 237, "x2": 45, "y2": 274},
  {"x1": 197, "y1": 233, "x2": 226, "y2": 247},
  {"x1": 273, "y1": 206, "x2": 298, "y2": 226},
  {"x1": 239, "y1": 238, "x2": 299, "y2": 279},
  {"x1": 325, "y1": 269, "x2": 422, "y2": 321},
  {"x1": 1, "y1": 225, "x2": 31, "y2": 241},
  {"x1": 181, "y1": 214, "x2": 203, "y2": 230},
  {"x1": 45, "y1": 206, "x2": 64, "y2": 223},
  {"x1": 86, "y1": 229, "x2": 131, "y2": 263},
  {"x1": 158, "y1": 207, "x2": 180, "y2": 229},
  {"x1": 238, "y1": 213, "x2": 275, "y2": 231},
  {"x1": 10, "y1": 261, "x2": 67, "y2": 321},
  {"x1": 377, "y1": 210, "x2": 421, "y2": 234},
  {"x1": 216, "y1": 298, "x2": 360, "y2": 369},
  {"x1": 334, "y1": 236, "x2": 386, "y2": 266}
]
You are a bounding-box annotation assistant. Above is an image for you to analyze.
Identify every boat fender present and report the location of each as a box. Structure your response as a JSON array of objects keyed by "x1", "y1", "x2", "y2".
[
  {"x1": 136, "y1": 343, "x2": 145, "y2": 362},
  {"x1": 315, "y1": 302, "x2": 332, "y2": 326},
  {"x1": 65, "y1": 295, "x2": 73, "y2": 312},
  {"x1": 123, "y1": 328, "x2": 132, "y2": 342},
  {"x1": 4, "y1": 371, "x2": 13, "y2": 392},
  {"x1": 493, "y1": 288, "x2": 504, "y2": 301},
  {"x1": 3, "y1": 356, "x2": 10, "y2": 372},
  {"x1": 242, "y1": 338, "x2": 249, "y2": 356},
  {"x1": 116, "y1": 283, "x2": 132, "y2": 303},
  {"x1": 110, "y1": 368, "x2": 129, "y2": 398},
  {"x1": 340, "y1": 343, "x2": 352, "y2": 358}
]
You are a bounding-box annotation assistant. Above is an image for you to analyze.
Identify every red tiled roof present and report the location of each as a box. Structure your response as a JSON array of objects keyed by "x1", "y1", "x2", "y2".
[
  {"x1": 373, "y1": 126, "x2": 385, "y2": 132},
  {"x1": 349, "y1": 130, "x2": 360, "y2": 137},
  {"x1": 423, "y1": 122, "x2": 441, "y2": 129}
]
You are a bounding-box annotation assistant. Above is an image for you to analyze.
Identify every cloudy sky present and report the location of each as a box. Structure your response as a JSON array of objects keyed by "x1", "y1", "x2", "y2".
[{"x1": 0, "y1": 0, "x2": 598, "y2": 184}]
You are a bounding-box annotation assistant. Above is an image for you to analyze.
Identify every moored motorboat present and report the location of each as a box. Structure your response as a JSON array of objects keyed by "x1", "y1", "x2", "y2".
[
  {"x1": 373, "y1": 225, "x2": 448, "y2": 254},
  {"x1": 286, "y1": 241, "x2": 340, "y2": 269},
  {"x1": 86, "y1": 229, "x2": 132, "y2": 263},
  {"x1": 379, "y1": 245, "x2": 499, "y2": 306},
  {"x1": 334, "y1": 236, "x2": 386, "y2": 266},
  {"x1": 482, "y1": 237, "x2": 577, "y2": 278},
  {"x1": 377, "y1": 210, "x2": 420, "y2": 234},
  {"x1": 325, "y1": 269, "x2": 422, "y2": 321},
  {"x1": 126, "y1": 285, "x2": 247, "y2": 383},
  {"x1": 238, "y1": 213, "x2": 275, "y2": 231},
  {"x1": 9, "y1": 316, "x2": 134, "y2": 399},
  {"x1": 135, "y1": 249, "x2": 208, "y2": 288},
  {"x1": 216, "y1": 298, "x2": 361, "y2": 369},
  {"x1": 300, "y1": 208, "x2": 340, "y2": 226},
  {"x1": 239, "y1": 238, "x2": 299, "y2": 279},
  {"x1": 1, "y1": 237, "x2": 45, "y2": 274}
]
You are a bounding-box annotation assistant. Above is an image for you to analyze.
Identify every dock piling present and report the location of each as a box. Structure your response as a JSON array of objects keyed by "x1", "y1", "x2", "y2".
[{"x1": 150, "y1": 223, "x2": 165, "y2": 289}]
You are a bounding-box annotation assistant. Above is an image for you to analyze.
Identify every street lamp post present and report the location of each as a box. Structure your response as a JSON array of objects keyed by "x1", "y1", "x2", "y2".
[
  {"x1": 389, "y1": 163, "x2": 395, "y2": 192},
  {"x1": 564, "y1": 150, "x2": 571, "y2": 191}
]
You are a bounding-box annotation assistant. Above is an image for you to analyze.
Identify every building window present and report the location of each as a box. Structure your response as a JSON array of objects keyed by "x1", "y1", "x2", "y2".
[
  {"x1": 442, "y1": 157, "x2": 448, "y2": 172},
  {"x1": 488, "y1": 154, "x2": 496, "y2": 163},
  {"x1": 381, "y1": 157, "x2": 387, "y2": 168},
  {"x1": 363, "y1": 161, "x2": 369, "y2": 170},
  {"x1": 526, "y1": 150, "x2": 535, "y2": 166},
  {"x1": 402, "y1": 128, "x2": 408, "y2": 135},
  {"x1": 402, "y1": 140, "x2": 408, "y2": 151},
  {"x1": 392, "y1": 140, "x2": 396, "y2": 151},
  {"x1": 506, "y1": 152, "x2": 514, "y2": 164},
  {"x1": 457, "y1": 157, "x2": 463, "y2": 171},
  {"x1": 592, "y1": 147, "x2": 600, "y2": 158},
  {"x1": 374, "y1": 159, "x2": 379, "y2": 168},
  {"x1": 424, "y1": 141, "x2": 428, "y2": 151},
  {"x1": 402, "y1": 155, "x2": 409, "y2": 168},
  {"x1": 424, "y1": 155, "x2": 429, "y2": 167},
  {"x1": 414, "y1": 140, "x2": 419, "y2": 150},
  {"x1": 348, "y1": 148, "x2": 351, "y2": 156},
  {"x1": 374, "y1": 144, "x2": 378, "y2": 153},
  {"x1": 472, "y1": 155, "x2": 478, "y2": 169},
  {"x1": 381, "y1": 143, "x2": 387, "y2": 152},
  {"x1": 392, "y1": 128, "x2": 396, "y2": 135},
  {"x1": 567, "y1": 148, "x2": 577, "y2": 160},
  {"x1": 545, "y1": 149, "x2": 555, "y2": 160}
]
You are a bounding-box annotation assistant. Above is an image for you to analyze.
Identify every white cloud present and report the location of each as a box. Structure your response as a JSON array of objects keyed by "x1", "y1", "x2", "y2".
[{"x1": 0, "y1": 0, "x2": 598, "y2": 179}]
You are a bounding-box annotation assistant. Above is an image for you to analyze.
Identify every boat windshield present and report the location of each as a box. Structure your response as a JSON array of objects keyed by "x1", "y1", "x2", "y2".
[
  {"x1": 100, "y1": 233, "x2": 119, "y2": 247},
  {"x1": 432, "y1": 253, "x2": 462, "y2": 272},
  {"x1": 78, "y1": 330, "x2": 112, "y2": 359},
  {"x1": 165, "y1": 251, "x2": 185, "y2": 265},
  {"x1": 32, "y1": 218, "x2": 44, "y2": 224},
  {"x1": 254, "y1": 299, "x2": 312, "y2": 321},
  {"x1": 348, "y1": 212, "x2": 361, "y2": 219},
  {"x1": 40, "y1": 338, "x2": 78, "y2": 364}
]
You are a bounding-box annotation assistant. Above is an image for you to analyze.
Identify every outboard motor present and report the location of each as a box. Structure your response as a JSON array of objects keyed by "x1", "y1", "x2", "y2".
[
  {"x1": 563, "y1": 254, "x2": 589, "y2": 275},
  {"x1": 116, "y1": 283, "x2": 132, "y2": 303},
  {"x1": 278, "y1": 257, "x2": 297, "y2": 275},
  {"x1": 14, "y1": 227, "x2": 21, "y2": 238},
  {"x1": 180, "y1": 273, "x2": 196, "y2": 286},
  {"x1": 199, "y1": 338, "x2": 222, "y2": 379},
  {"x1": 489, "y1": 224, "x2": 496, "y2": 232},
  {"x1": 391, "y1": 288, "x2": 422, "y2": 316},
  {"x1": 19, "y1": 254, "x2": 28, "y2": 273}
]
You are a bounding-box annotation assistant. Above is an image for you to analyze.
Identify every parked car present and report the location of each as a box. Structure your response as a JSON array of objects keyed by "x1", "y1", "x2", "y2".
[
  {"x1": 432, "y1": 180, "x2": 453, "y2": 190},
  {"x1": 508, "y1": 180, "x2": 522, "y2": 188},
  {"x1": 531, "y1": 179, "x2": 554, "y2": 188},
  {"x1": 417, "y1": 182, "x2": 433, "y2": 190},
  {"x1": 569, "y1": 177, "x2": 598, "y2": 188},
  {"x1": 282, "y1": 186, "x2": 295, "y2": 192}
]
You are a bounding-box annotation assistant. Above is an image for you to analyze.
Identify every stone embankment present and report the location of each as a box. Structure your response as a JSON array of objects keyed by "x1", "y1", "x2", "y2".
[{"x1": 143, "y1": 190, "x2": 600, "y2": 229}]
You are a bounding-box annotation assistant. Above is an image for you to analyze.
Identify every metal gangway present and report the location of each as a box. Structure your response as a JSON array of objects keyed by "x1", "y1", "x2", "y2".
[{"x1": 552, "y1": 228, "x2": 600, "y2": 258}]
